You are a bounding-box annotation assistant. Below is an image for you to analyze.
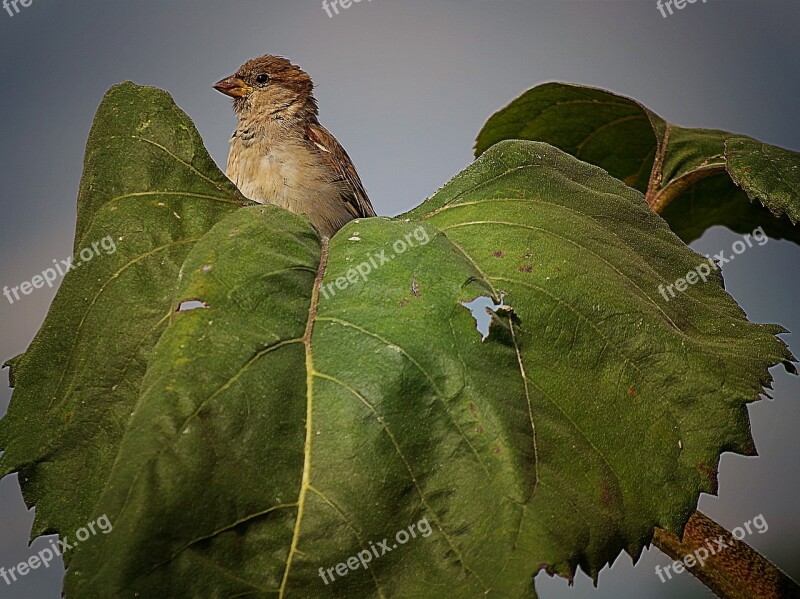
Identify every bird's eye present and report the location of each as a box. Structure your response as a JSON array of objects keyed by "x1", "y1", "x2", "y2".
[{"x1": 255, "y1": 73, "x2": 270, "y2": 84}]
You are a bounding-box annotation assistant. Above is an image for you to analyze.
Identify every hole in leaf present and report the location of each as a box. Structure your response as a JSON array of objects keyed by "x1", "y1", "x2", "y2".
[
  {"x1": 461, "y1": 294, "x2": 508, "y2": 341},
  {"x1": 177, "y1": 300, "x2": 209, "y2": 312}
]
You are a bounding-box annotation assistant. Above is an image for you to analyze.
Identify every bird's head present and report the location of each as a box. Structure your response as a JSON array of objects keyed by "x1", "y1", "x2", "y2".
[{"x1": 214, "y1": 55, "x2": 318, "y2": 122}]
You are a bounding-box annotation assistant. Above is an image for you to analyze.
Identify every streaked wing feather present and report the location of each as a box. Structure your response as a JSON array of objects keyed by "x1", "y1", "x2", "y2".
[{"x1": 306, "y1": 123, "x2": 376, "y2": 219}]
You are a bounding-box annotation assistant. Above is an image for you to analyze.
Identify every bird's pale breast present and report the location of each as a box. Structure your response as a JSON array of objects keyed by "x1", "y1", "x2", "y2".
[{"x1": 226, "y1": 128, "x2": 352, "y2": 237}]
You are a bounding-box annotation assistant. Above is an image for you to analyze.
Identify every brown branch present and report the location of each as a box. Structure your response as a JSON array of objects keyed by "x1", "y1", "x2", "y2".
[{"x1": 652, "y1": 511, "x2": 800, "y2": 598}]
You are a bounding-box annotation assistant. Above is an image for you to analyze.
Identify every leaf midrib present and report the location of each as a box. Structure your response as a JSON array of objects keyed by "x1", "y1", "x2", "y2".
[{"x1": 278, "y1": 237, "x2": 329, "y2": 597}]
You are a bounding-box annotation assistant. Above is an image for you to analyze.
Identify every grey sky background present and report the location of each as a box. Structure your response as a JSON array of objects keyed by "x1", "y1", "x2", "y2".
[{"x1": 1, "y1": 1, "x2": 798, "y2": 597}]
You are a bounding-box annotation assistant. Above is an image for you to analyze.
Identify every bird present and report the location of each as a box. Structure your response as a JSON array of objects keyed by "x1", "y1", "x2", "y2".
[{"x1": 213, "y1": 55, "x2": 376, "y2": 238}]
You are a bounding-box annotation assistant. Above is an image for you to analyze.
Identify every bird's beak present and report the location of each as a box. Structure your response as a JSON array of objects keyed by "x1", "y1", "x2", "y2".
[{"x1": 213, "y1": 76, "x2": 253, "y2": 98}]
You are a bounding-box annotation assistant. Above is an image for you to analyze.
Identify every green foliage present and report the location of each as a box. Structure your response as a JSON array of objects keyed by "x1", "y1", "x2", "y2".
[
  {"x1": 1, "y1": 83, "x2": 796, "y2": 598},
  {"x1": 0, "y1": 83, "x2": 247, "y2": 543},
  {"x1": 476, "y1": 82, "x2": 800, "y2": 244}
]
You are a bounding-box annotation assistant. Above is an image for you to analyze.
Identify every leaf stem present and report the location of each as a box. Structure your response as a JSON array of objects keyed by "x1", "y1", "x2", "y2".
[
  {"x1": 652, "y1": 511, "x2": 800, "y2": 598},
  {"x1": 648, "y1": 165, "x2": 727, "y2": 214}
]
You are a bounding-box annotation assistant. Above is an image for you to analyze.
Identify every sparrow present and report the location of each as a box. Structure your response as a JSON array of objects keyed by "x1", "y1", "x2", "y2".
[{"x1": 214, "y1": 55, "x2": 376, "y2": 238}]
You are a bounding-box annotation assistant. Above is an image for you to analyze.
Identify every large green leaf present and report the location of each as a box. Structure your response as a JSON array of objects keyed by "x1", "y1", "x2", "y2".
[
  {"x1": 44, "y1": 131, "x2": 791, "y2": 596},
  {"x1": 475, "y1": 82, "x2": 800, "y2": 244},
  {"x1": 0, "y1": 82, "x2": 246, "y2": 543}
]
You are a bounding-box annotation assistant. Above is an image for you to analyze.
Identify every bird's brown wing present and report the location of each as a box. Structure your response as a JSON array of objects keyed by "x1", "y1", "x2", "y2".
[{"x1": 306, "y1": 122, "x2": 376, "y2": 219}]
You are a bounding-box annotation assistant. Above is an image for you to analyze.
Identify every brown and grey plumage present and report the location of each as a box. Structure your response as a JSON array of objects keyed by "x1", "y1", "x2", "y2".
[{"x1": 214, "y1": 55, "x2": 376, "y2": 237}]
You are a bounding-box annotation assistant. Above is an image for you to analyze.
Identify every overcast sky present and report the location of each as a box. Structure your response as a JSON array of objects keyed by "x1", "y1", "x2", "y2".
[{"x1": 1, "y1": 2, "x2": 798, "y2": 598}]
